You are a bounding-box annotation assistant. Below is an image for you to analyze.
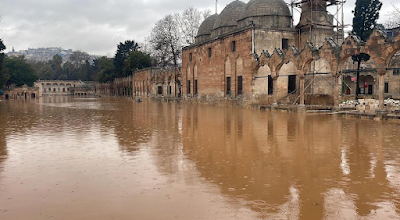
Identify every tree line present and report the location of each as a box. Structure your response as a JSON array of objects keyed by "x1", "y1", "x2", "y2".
[
  {"x1": 0, "y1": 2, "x2": 394, "y2": 90},
  {"x1": 0, "y1": 6, "x2": 209, "y2": 89},
  {"x1": 0, "y1": 41, "x2": 152, "y2": 88}
]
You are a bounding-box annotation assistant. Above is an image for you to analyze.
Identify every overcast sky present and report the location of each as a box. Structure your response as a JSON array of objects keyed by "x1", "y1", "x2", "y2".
[{"x1": 0, "y1": 0, "x2": 399, "y2": 56}]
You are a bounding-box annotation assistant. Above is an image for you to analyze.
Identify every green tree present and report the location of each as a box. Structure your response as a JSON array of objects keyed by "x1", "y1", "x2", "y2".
[
  {"x1": 51, "y1": 54, "x2": 63, "y2": 79},
  {"x1": 124, "y1": 51, "x2": 151, "y2": 76},
  {"x1": 29, "y1": 61, "x2": 55, "y2": 80},
  {"x1": 4, "y1": 56, "x2": 38, "y2": 87},
  {"x1": 114, "y1": 40, "x2": 140, "y2": 77},
  {"x1": 0, "y1": 39, "x2": 7, "y2": 88},
  {"x1": 352, "y1": 0, "x2": 382, "y2": 99},
  {"x1": 352, "y1": 0, "x2": 382, "y2": 42},
  {"x1": 96, "y1": 57, "x2": 115, "y2": 83}
]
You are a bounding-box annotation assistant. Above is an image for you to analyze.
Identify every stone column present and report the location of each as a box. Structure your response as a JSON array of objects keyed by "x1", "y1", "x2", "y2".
[
  {"x1": 299, "y1": 74, "x2": 305, "y2": 106},
  {"x1": 272, "y1": 74, "x2": 278, "y2": 107},
  {"x1": 333, "y1": 74, "x2": 341, "y2": 108},
  {"x1": 377, "y1": 70, "x2": 386, "y2": 111}
]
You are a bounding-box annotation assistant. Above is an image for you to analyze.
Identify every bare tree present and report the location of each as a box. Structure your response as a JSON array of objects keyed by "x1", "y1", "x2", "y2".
[
  {"x1": 385, "y1": 4, "x2": 400, "y2": 29},
  {"x1": 202, "y1": 9, "x2": 212, "y2": 21},
  {"x1": 149, "y1": 15, "x2": 182, "y2": 67},
  {"x1": 148, "y1": 7, "x2": 212, "y2": 67},
  {"x1": 69, "y1": 50, "x2": 90, "y2": 68},
  {"x1": 177, "y1": 7, "x2": 202, "y2": 45},
  {"x1": 177, "y1": 8, "x2": 212, "y2": 46}
]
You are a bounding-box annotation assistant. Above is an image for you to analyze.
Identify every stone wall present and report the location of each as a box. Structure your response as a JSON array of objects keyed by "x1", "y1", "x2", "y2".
[
  {"x1": 132, "y1": 67, "x2": 181, "y2": 98},
  {"x1": 96, "y1": 76, "x2": 132, "y2": 97},
  {"x1": 3, "y1": 85, "x2": 39, "y2": 100}
]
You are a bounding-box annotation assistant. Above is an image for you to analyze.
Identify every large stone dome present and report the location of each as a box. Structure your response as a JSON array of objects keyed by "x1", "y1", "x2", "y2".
[
  {"x1": 212, "y1": 0, "x2": 246, "y2": 37},
  {"x1": 237, "y1": 0, "x2": 292, "y2": 29},
  {"x1": 196, "y1": 14, "x2": 219, "y2": 43}
]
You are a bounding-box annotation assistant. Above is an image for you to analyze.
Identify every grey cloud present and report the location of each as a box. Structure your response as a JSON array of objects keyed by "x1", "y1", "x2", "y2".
[{"x1": 1, "y1": 0, "x2": 399, "y2": 56}]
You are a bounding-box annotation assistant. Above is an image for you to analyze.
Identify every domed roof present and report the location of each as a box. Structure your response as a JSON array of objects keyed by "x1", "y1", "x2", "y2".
[
  {"x1": 213, "y1": 0, "x2": 246, "y2": 29},
  {"x1": 239, "y1": 0, "x2": 291, "y2": 21},
  {"x1": 197, "y1": 14, "x2": 219, "y2": 37}
]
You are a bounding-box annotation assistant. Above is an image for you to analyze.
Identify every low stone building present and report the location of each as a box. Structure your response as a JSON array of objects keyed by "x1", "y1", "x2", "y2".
[
  {"x1": 35, "y1": 80, "x2": 84, "y2": 97},
  {"x1": 2, "y1": 85, "x2": 39, "y2": 100},
  {"x1": 132, "y1": 67, "x2": 181, "y2": 98},
  {"x1": 95, "y1": 76, "x2": 133, "y2": 97}
]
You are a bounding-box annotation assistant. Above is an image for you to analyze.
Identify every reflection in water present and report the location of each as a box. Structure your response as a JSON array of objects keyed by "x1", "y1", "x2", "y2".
[
  {"x1": 0, "y1": 98, "x2": 400, "y2": 219},
  {"x1": 181, "y1": 106, "x2": 400, "y2": 219}
]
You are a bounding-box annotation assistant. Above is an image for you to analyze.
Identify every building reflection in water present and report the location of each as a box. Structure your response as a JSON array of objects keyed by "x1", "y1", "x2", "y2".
[
  {"x1": 1, "y1": 98, "x2": 400, "y2": 219},
  {"x1": 180, "y1": 105, "x2": 400, "y2": 219}
]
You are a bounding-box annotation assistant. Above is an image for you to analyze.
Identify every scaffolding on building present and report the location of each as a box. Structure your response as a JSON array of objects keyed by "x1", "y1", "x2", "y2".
[
  {"x1": 289, "y1": 0, "x2": 346, "y2": 45},
  {"x1": 286, "y1": 0, "x2": 348, "y2": 98}
]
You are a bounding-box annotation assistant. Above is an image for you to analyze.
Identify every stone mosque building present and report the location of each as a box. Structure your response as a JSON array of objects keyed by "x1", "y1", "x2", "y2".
[{"x1": 180, "y1": 0, "x2": 400, "y2": 107}]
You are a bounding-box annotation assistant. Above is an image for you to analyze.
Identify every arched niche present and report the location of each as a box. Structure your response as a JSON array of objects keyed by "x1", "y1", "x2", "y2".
[
  {"x1": 254, "y1": 65, "x2": 271, "y2": 95},
  {"x1": 305, "y1": 58, "x2": 334, "y2": 95}
]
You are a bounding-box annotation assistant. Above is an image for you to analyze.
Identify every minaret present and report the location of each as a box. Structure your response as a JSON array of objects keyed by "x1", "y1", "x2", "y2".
[{"x1": 296, "y1": 0, "x2": 335, "y2": 47}]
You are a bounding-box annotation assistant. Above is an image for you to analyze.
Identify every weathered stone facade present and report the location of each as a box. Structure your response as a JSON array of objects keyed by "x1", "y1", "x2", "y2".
[
  {"x1": 96, "y1": 76, "x2": 133, "y2": 97},
  {"x1": 182, "y1": 0, "x2": 400, "y2": 111},
  {"x1": 35, "y1": 80, "x2": 86, "y2": 97},
  {"x1": 182, "y1": 0, "x2": 334, "y2": 107},
  {"x1": 2, "y1": 85, "x2": 39, "y2": 100},
  {"x1": 132, "y1": 67, "x2": 181, "y2": 98}
]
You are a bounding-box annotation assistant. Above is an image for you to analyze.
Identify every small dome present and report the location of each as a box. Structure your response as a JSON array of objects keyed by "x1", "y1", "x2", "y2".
[
  {"x1": 237, "y1": 0, "x2": 292, "y2": 29},
  {"x1": 213, "y1": 0, "x2": 246, "y2": 30},
  {"x1": 196, "y1": 14, "x2": 219, "y2": 37},
  {"x1": 239, "y1": 0, "x2": 291, "y2": 20}
]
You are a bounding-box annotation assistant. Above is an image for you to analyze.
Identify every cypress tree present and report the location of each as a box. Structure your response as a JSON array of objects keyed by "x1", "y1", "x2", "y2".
[
  {"x1": 352, "y1": 0, "x2": 382, "y2": 42},
  {"x1": 351, "y1": 0, "x2": 382, "y2": 99},
  {"x1": 0, "y1": 40, "x2": 6, "y2": 89}
]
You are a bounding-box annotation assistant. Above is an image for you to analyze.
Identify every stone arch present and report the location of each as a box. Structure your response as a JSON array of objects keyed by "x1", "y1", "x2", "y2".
[
  {"x1": 5, "y1": 94, "x2": 9, "y2": 100},
  {"x1": 186, "y1": 65, "x2": 192, "y2": 95},
  {"x1": 254, "y1": 64, "x2": 272, "y2": 96},
  {"x1": 225, "y1": 56, "x2": 232, "y2": 77},
  {"x1": 31, "y1": 93, "x2": 36, "y2": 99},
  {"x1": 384, "y1": 41, "x2": 400, "y2": 68},
  {"x1": 225, "y1": 56, "x2": 232, "y2": 96},
  {"x1": 279, "y1": 61, "x2": 298, "y2": 96},
  {"x1": 306, "y1": 57, "x2": 334, "y2": 95},
  {"x1": 236, "y1": 56, "x2": 244, "y2": 96},
  {"x1": 236, "y1": 56, "x2": 243, "y2": 76},
  {"x1": 340, "y1": 54, "x2": 378, "y2": 98},
  {"x1": 194, "y1": 64, "x2": 198, "y2": 95},
  {"x1": 194, "y1": 64, "x2": 198, "y2": 79}
]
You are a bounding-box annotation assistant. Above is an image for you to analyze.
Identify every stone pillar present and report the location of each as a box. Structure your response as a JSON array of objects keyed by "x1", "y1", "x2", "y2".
[
  {"x1": 299, "y1": 75, "x2": 305, "y2": 106},
  {"x1": 272, "y1": 74, "x2": 278, "y2": 107},
  {"x1": 333, "y1": 74, "x2": 341, "y2": 108},
  {"x1": 378, "y1": 71, "x2": 386, "y2": 111}
]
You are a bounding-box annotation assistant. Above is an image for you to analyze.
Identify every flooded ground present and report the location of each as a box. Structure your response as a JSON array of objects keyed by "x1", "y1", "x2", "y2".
[{"x1": 1, "y1": 97, "x2": 400, "y2": 220}]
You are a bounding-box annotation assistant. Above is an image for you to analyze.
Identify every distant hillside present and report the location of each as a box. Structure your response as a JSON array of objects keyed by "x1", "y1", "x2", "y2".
[{"x1": 6, "y1": 47, "x2": 98, "y2": 63}]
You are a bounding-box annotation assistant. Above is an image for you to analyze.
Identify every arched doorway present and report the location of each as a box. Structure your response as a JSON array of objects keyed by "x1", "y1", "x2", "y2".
[
  {"x1": 5, "y1": 94, "x2": 9, "y2": 100},
  {"x1": 31, "y1": 93, "x2": 36, "y2": 99}
]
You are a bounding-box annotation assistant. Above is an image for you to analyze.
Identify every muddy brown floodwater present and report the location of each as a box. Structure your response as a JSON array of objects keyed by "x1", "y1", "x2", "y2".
[{"x1": 1, "y1": 97, "x2": 400, "y2": 220}]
